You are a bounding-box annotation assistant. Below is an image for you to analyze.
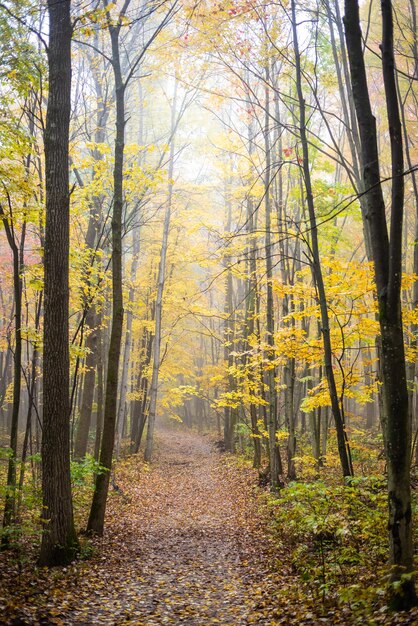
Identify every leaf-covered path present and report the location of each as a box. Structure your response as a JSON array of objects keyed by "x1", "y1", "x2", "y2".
[
  {"x1": 88, "y1": 429, "x2": 273, "y2": 625},
  {"x1": 1, "y1": 430, "x2": 286, "y2": 625},
  {"x1": 2, "y1": 429, "x2": 418, "y2": 625}
]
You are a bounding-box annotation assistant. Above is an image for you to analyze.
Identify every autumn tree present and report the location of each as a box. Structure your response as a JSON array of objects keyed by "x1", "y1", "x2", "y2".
[
  {"x1": 87, "y1": 0, "x2": 177, "y2": 535},
  {"x1": 344, "y1": 0, "x2": 416, "y2": 607},
  {"x1": 290, "y1": 0, "x2": 354, "y2": 478}
]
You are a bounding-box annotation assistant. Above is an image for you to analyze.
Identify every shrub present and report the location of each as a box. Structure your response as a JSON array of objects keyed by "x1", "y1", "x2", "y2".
[{"x1": 269, "y1": 477, "x2": 388, "y2": 608}]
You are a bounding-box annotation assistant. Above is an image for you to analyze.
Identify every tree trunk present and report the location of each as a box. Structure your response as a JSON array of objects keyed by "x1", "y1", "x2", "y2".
[
  {"x1": 94, "y1": 328, "x2": 104, "y2": 462},
  {"x1": 87, "y1": 14, "x2": 126, "y2": 535},
  {"x1": 244, "y1": 113, "x2": 262, "y2": 468},
  {"x1": 264, "y1": 69, "x2": 283, "y2": 491},
  {"x1": 74, "y1": 308, "x2": 99, "y2": 459},
  {"x1": 0, "y1": 348, "x2": 12, "y2": 427},
  {"x1": 131, "y1": 325, "x2": 151, "y2": 452},
  {"x1": 39, "y1": 0, "x2": 78, "y2": 566},
  {"x1": 223, "y1": 256, "x2": 235, "y2": 453},
  {"x1": 344, "y1": 0, "x2": 416, "y2": 607},
  {"x1": 18, "y1": 291, "x2": 42, "y2": 515},
  {"x1": 73, "y1": 61, "x2": 108, "y2": 460},
  {"x1": 285, "y1": 355, "x2": 296, "y2": 480},
  {"x1": 395, "y1": 7, "x2": 418, "y2": 471}
]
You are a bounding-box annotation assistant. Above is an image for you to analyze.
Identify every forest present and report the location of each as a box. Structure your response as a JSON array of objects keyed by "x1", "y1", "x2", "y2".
[{"x1": 0, "y1": 0, "x2": 417, "y2": 623}]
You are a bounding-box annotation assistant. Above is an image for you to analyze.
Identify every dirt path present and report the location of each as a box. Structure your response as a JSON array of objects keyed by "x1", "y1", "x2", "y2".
[
  {"x1": 99, "y1": 429, "x2": 267, "y2": 625},
  {"x1": 3, "y1": 429, "x2": 417, "y2": 625},
  {"x1": 123, "y1": 434, "x2": 251, "y2": 623},
  {"x1": 1, "y1": 430, "x2": 281, "y2": 625}
]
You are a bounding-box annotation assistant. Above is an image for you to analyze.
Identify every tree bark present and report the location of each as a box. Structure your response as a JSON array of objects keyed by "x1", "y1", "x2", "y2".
[
  {"x1": 222, "y1": 181, "x2": 236, "y2": 454},
  {"x1": 116, "y1": 231, "x2": 140, "y2": 458},
  {"x1": 74, "y1": 308, "x2": 99, "y2": 459},
  {"x1": 39, "y1": 0, "x2": 78, "y2": 566},
  {"x1": 344, "y1": 0, "x2": 416, "y2": 607},
  {"x1": 94, "y1": 329, "x2": 104, "y2": 462},
  {"x1": 245, "y1": 199, "x2": 262, "y2": 467}
]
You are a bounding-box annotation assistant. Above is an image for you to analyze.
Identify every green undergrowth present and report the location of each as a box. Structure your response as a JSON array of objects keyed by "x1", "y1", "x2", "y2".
[
  {"x1": 269, "y1": 478, "x2": 388, "y2": 608},
  {"x1": 263, "y1": 474, "x2": 418, "y2": 621},
  {"x1": 229, "y1": 427, "x2": 417, "y2": 620},
  {"x1": 0, "y1": 452, "x2": 103, "y2": 560}
]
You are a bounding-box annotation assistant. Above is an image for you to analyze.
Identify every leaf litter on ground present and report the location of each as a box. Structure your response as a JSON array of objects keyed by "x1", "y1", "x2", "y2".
[{"x1": 0, "y1": 429, "x2": 417, "y2": 625}]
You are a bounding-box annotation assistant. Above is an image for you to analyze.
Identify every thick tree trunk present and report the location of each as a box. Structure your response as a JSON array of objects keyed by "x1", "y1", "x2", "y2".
[
  {"x1": 39, "y1": 0, "x2": 78, "y2": 566},
  {"x1": 329, "y1": 0, "x2": 388, "y2": 436},
  {"x1": 344, "y1": 0, "x2": 416, "y2": 607}
]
